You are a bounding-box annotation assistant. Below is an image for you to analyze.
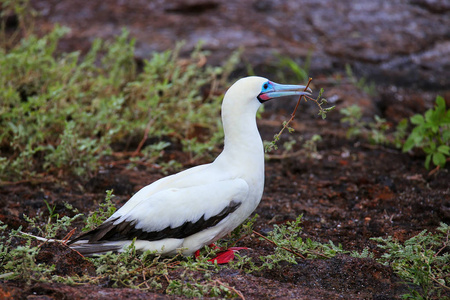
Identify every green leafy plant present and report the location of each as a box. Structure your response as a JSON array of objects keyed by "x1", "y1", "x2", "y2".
[
  {"x1": 0, "y1": 199, "x2": 82, "y2": 282},
  {"x1": 393, "y1": 119, "x2": 409, "y2": 149},
  {"x1": 254, "y1": 215, "x2": 345, "y2": 269},
  {"x1": 350, "y1": 247, "x2": 375, "y2": 259},
  {"x1": 22, "y1": 202, "x2": 83, "y2": 239},
  {"x1": 89, "y1": 242, "x2": 163, "y2": 289},
  {"x1": 0, "y1": 26, "x2": 134, "y2": 178},
  {"x1": 0, "y1": 0, "x2": 37, "y2": 48},
  {"x1": 167, "y1": 255, "x2": 240, "y2": 298},
  {"x1": 340, "y1": 104, "x2": 390, "y2": 144},
  {"x1": 302, "y1": 134, "x2": 323, "y2": 158},
  {"x1": 369, "y1": 115, "x2": 390, "y2": 144},
  {"x1": 264, "y1": 134, "x2": 324, "y2": 161},
  {"x1": 125, "y1": 42, "x2": 239, "y2": 164},
  {"x1": 402, "y1": 96, "x2": 450, "y2": 169},
  {"x1": 372, "y1": 223, "x2": 450, "y2": 300},
  {"x1": 85, "y1": 240, "x2": 243, "y2": 297},
  {"x1": 0, "y1": 223, "x2": 55, "y2": 283},
  {"x1": 166, "y1": 277, "x2": 238, "y2": 298},
  {"x1": 340, "y1": 104, "x2": 364, "y2": 139},
  {"x1": 0, "y1": 26, "x2": 239, "y2": 180},
  {"x1": 340, "y1": 97, "x2": 450, "y2": 170},
  {"x1": 83, "y1": 189, "x2": 117, "y2": 231}
]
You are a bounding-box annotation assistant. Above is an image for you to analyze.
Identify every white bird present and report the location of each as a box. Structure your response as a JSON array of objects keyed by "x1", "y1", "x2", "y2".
[{"x1": 68, "y1": 76, "x2": 311, "y2": 261}]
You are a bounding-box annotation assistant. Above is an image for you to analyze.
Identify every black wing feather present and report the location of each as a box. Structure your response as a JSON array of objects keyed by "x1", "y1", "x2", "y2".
[{"x1": 68, "y1": 201, "x2": 241, "y2": 245}]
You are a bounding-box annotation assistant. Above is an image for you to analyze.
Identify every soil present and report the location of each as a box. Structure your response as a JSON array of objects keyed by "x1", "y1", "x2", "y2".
[{"x1": 1, "y1": 0, "x2": 450, "y2": 299}]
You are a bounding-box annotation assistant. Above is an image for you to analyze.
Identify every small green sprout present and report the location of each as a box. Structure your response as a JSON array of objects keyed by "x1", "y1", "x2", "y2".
[
  {"x1": 83, "y1": 189, "x2": 117, "y2": 231},
  {"x1": 372, "y1": 223, "x2": 450, "y2": 299},
  {"x1": 403, "y1": 96, "x2": 450, "y2": 170}
]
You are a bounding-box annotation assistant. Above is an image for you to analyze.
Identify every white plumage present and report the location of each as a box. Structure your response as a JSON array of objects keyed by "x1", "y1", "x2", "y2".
[{"x1": 69, "y1": 76, "x2": 311, "y2": 256}]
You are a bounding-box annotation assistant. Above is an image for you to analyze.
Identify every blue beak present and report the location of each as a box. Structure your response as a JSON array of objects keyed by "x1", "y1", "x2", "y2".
[{"x1": 258, "y1": 81, "x2": 312, "y2": 103}]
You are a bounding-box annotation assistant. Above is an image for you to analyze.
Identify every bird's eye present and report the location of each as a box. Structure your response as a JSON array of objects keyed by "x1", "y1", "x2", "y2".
[{"x1": 263, "y1": 83, "x2": 269, "y2": 90}]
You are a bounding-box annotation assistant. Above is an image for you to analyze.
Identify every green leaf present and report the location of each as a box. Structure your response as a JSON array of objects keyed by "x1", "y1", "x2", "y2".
[
  {"x1": 410, "y1": 114, "x2": 424, "y2": 125},
  {"x1": 319, "y1": 111, "x2": 326, "y2": 119},
  {"x1": 402, "y1": 136, "x2": 416, "y2": 152},
  {"x1": 445, "y1": 110, "x2": 450, "y2": 123},
  {"x1": 435, "y1": 96, "x2": 446, "y2": 114},
  {"x1": 432, "y1": 152, "x2": 446, "y2": 167},
  {"x1": 428, "y1": 140, "x2": 436, "y2": 151},
  {"x1": 443, "y1": 130, "x2": 450, "y2": 142},
  {"x1": 424, "y1": 109, "x2": 435, "y2": 124},
  {"x1": 437, "y1": 145, "x2": 450, "y2": 155}
]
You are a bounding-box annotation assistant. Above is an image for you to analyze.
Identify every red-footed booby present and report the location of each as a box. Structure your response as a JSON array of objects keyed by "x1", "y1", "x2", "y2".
[{"x1": 68, "y1": 76, "x2": 311, "y2": 262}]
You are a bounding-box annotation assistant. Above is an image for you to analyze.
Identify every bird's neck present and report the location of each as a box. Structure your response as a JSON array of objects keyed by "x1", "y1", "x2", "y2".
[{"x1": 217, "y1": 107, "x2": 264, "y2": 175}]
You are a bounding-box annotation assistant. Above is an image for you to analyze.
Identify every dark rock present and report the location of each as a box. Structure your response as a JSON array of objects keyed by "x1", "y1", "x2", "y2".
[
  {"x1": 30, "y1": 0, "x2": 450, "y2": 90},
  {"x1": 411, "y1": 0, "x2": 450, "y2": 13}
]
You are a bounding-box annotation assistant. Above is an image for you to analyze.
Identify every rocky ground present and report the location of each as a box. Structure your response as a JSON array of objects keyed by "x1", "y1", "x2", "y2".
[
  {"x1": 31, "y1": 0, "x2": 450, "y2": 90},
  {"x1": 1, "y1": 0, "x2": 449, "y2": 299}
]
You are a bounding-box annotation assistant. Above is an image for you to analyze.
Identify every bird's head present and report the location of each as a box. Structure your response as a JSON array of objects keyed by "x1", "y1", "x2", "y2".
[
  {"x1": 220, "y1": 76, "x2": 312, "y2": 152},
  {"x1": 223, "y1": 76, "x2": 312, "y2": 114},
  {"x1": 256, "y1": 78, "x2": 312, "y2": 103}
]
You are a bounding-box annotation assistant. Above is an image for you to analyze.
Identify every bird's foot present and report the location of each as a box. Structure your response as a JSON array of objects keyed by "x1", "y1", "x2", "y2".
[
  {"x1": 209, "y1": 247, "x2": 248, "y2": 264},
  {"x1": 195, "y1": 244, "x2": 248, "y2": 264}
]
